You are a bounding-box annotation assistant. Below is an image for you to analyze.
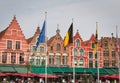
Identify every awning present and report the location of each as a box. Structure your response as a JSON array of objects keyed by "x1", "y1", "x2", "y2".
[
  {"x1": 36, "y1": 74, "x2": 58, "y2": 78},
  {"x1": 104, "y1": 68, "x2": 117, "y2": 75},
  {"x1": 0, "y1": 66, "x2": 16, "y2": 73},
  {"x1": 100, "y1": 74, "x2": 119, "y2": 79},
  {"x1": 31, "y1": 66, "x2": 52, "y2": 74},
  {"x1": 48, "y1": 67, "x2": 63, "y2": 73},
  {"x1": 14, "y1": 66, "x2": 30, "y2": 73},
  {"x1": 0, "y1": 73, "x2": 7, "y2": 76}
]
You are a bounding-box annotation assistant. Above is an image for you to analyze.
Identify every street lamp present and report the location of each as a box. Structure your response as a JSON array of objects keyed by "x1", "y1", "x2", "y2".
[{"x1": 25, "y1": 61, "x2": 30, "y2": 81}]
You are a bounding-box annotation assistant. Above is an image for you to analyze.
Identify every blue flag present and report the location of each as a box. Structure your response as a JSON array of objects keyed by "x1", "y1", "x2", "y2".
[{"x1": 35, "y1": 21, "x2": 46, "y2": 50}]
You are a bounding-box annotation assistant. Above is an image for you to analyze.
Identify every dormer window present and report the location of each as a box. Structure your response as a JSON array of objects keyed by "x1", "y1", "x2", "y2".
[
  {"x1": 12, "y1": 29, "x2": 17, "y2": 36},
  {"x1": 56, "y1": 43, "x2": 61, "y2": 51},
  {"x1": 76, "y1": 39, "x2": 80, "y2": 47},
  {"x1": 40, "y1": 46, "x2": 44, "y2": 53}
]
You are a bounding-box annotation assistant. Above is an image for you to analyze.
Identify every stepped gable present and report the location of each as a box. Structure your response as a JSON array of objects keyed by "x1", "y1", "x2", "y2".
[
  {"x1": 27, "y1": 26, "x2": 40, "y2": 44},
  {"x1": 0, "y1": 16, "x2": 26, "y2": 40},
  {"x1": 74, "y1": 30, "x2": 83, "y2": 42},
  {"x1": 84, "y1": 34, "x2": 95, "y2": 46}
]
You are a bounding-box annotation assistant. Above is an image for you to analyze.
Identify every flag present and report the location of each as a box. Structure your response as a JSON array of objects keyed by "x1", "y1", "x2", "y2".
[
  {"x1": 63, "y1": 23, "x2": 73, "y2": 46},
  {"x1": 94, "y1": 23, "x2": 98, "y2": 55},
  {"x1": 35, "y1": 21, "x2": 46, "y2": 50},
  {"x1": 116, "y1": 27, "x2": 119, "y2": 53}
]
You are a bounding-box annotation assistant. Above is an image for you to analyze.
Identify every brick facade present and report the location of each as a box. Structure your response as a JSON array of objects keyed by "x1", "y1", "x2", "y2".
[{"x1": 0, "y1": 16, "x2": 29, "y2": 65}]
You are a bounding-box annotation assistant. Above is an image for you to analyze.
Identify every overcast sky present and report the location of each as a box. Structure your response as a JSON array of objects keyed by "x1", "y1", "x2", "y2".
[{"x1": 0, "y1": 0, "x2": 120, "y2": 40}]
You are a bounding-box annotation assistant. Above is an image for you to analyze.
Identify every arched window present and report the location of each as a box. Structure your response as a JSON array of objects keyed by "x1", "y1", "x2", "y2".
[
  {"x1": 74, "y1": 48, "x2": 78, "y2": 56},
  {"x1": 80, "y1": 58, "x2": 84, "y2": 66},
  {"x1": 76, "y1": 39, "x2": 80, "y2": 47},
  {"x1": 56, "y1": 43, "x2": 61, "y2": 51},
  {"x1": 80, "y1": 48, "x2": 84, "y2": 56},
  {"x1": 74, "y1": 58, "x2": 78, "y2": 66}
]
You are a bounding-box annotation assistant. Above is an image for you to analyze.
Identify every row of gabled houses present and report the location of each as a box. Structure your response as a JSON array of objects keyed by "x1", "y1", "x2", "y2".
[{"x1": 0, "y1": 16, "x2": 119, "y2": 69}]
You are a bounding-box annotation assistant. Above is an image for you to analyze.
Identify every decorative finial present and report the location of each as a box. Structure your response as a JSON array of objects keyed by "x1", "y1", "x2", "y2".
[{"x1": 77, "y1": 29, "x2": 79, "y2": 32}]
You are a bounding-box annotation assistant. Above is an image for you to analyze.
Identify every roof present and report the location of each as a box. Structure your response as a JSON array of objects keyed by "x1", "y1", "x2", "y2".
[{"x1": 27, "y1": 26, "x2": 40, "y2": 44}]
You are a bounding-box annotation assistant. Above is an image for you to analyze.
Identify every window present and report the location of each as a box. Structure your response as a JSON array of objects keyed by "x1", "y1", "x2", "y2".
[
  {"x1": 89, "y1": 60, "x2": 93, "y2": 68},
  {"x1": 62, "y1": 56, "x2": 67, "y2": 65},
  {"x1": 2, "y1": 52, "x2": 7, "y2": 63},
  {"x1": 7, "y1": 40, "x2": 12, "y2": 49},
  {"x1": 104, "y1": 60, "x2": 109, "y2": 67},
  {"x1": 50, "y1": 46, "x2": 53, "y2": 51},
  {"x1": 80, "y1": 58, "x2": 84, "y2": 66},
  {"x1": 41, "y1": 56, "x2": 46, "y2": 65},
  {"x1": 56, "y1": 43, "x2": 61, "y2": 51},
  {"x1": 74, "y1": 58, "x2": 78, "y2": 66},
  {"x1": 80, "y1": 48, "x2": 84, "y2": 56},
  {"x1": 56, "y1": 56, "x2": 61, "y2": 65},
  {"x1": 16, "y1": 41, "x2": 20, "y2": 50},
  {"x1": 40, "y1": 46, "x2": 44, "y2": 53},
  {"x1": 95, "y1": 53, "x2": 98, "y2": 59},
  {"x1": 95, "y1": 61, "x2": 98, "y2": 68},
  {"x1": 104, "y1": 41, "x2": 108, "y2": 47},
  {"x1": 112, "y1": 51, "x2": 115, "y2": 57},
  {"x1": 36, "y1": 56, "x2": 40, "y2": 65},
  {"x1": 64, "y1": 47, "x2": 66, "y2": 51},
  {"x1": 89, "y1": 52, "x2": 93, "y2": 58},
  {"x1": 49, "y1": 55, "x2": 54, "y2": 64},
  {"x1": 19, "y1": 53, "x2": 24, "y2": 64},
  {"x1": 32, "y1": 46, "x2": 36, "y2": 51},
  {"x1": 76, "y1": 39, "x2": 80, "y2": 47},
  {"x1": 74, "y1": 48, "x2": 78, "y2": 56},
  {"x1": 30, "y1": 57, "x2": 34, "y2": 65},
  {"x1": 103, "y1": 50, "x2": 109, "y2": 57},
  {"x1": 11, "y1": 53, "x2": 16, "y2": 63},
  {"x1": 112, "y1": 60, "x2": 116, "y2": 67},
  {"x1": 92, "y1": 42, "x2": 94, "y2": 48}
]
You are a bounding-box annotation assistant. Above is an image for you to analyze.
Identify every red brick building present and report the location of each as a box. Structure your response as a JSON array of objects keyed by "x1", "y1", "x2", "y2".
[
  {"x1": 101, "y1": 37, "x2": 120, "y2": 68},
  {"x1": 47, "y1": 28, "x2": 69, "y2": 67},
  {"x1": 84, "y1": 34, "x2": 103, "y2": 68},
  {"x1": 0, "y1": 16, "x2": 29, "y2": 65},
  {"x1": 27, "y1": 26, "x2": 47, "y2": 66},
  {"x1": 69, "y1": 30, "x2": 103, "y2": 68}
]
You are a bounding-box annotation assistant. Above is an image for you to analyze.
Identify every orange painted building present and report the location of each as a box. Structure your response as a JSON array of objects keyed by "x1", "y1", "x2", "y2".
[{"x1": 0, "y1": 16, "x2": 29, "y2": 65}]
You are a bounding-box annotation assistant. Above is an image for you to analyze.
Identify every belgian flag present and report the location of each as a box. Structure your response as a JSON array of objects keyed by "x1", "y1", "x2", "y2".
[
  {"x1": 64, "y1": 23, "x2": 73, "y2": 46},
  {"x1": 94, "y1": 23, "x2": 98, "y2": 55}
]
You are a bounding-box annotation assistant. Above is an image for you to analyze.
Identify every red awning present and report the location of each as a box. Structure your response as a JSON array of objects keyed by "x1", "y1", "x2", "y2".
[
  {"x1": 0, "y1": 73, "x2": 7, "y2": 76},
  {"x1": 100, "y1": 75, "x2": 119, "y2": 79},
  {"x1": 36, "y1": 74, "x2": 58, "y2": 78},
  {"x1": 19, "y1": 73, "x2": 34, "y2": 77},
  {"x1": 107, "y1": 75, "x2": 119, "y2": 79}
]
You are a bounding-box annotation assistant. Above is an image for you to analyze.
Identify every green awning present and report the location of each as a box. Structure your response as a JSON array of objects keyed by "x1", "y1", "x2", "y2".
[
  {"x1": 48, "y1": 67, "x2": 63, "y2": 73},
  {"x1": 0, "y1": 66, "x2": 16, "y2": 73},
  {"x1": 31, "y1": 66, "x2": 52, "y2": 74},
  {"x1": 104, "y1": 68, "x2": 117, "y2": 75},
  {"x1": 111, "y1": 68, "x2": 119, "y2": 74},
  {"x1": 14, "y1": 66, "x2": 30, "y2": 73},
  {"x1": 60, "y1": 67, "x2": 72, "y2": 73},
  {"x1": 74, "y1": 68, "x2": 92, "y2": 73}
]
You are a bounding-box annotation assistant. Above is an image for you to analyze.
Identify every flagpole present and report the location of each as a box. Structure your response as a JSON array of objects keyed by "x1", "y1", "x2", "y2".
[
  {"x1": 95, "y1": 22, "x2": 100, "y2": 83},
  {"x1": 116, "y1": 26, "x2": 120, "y2": 83},
  {"x1": 45, "y1": 12, "x2": 47, "y2": 83},
  {"x1": 72, "y1": 18, "x2": 75, "y2": 83}
]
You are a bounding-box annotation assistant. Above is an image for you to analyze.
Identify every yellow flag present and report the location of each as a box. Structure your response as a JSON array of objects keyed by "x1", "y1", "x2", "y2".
[
  {"x1": 64, "y1": 23, "x2": 73, "y2": 46},
  {"x1": 94, "y1": 23, "x2": 98, "y2": 55}
]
